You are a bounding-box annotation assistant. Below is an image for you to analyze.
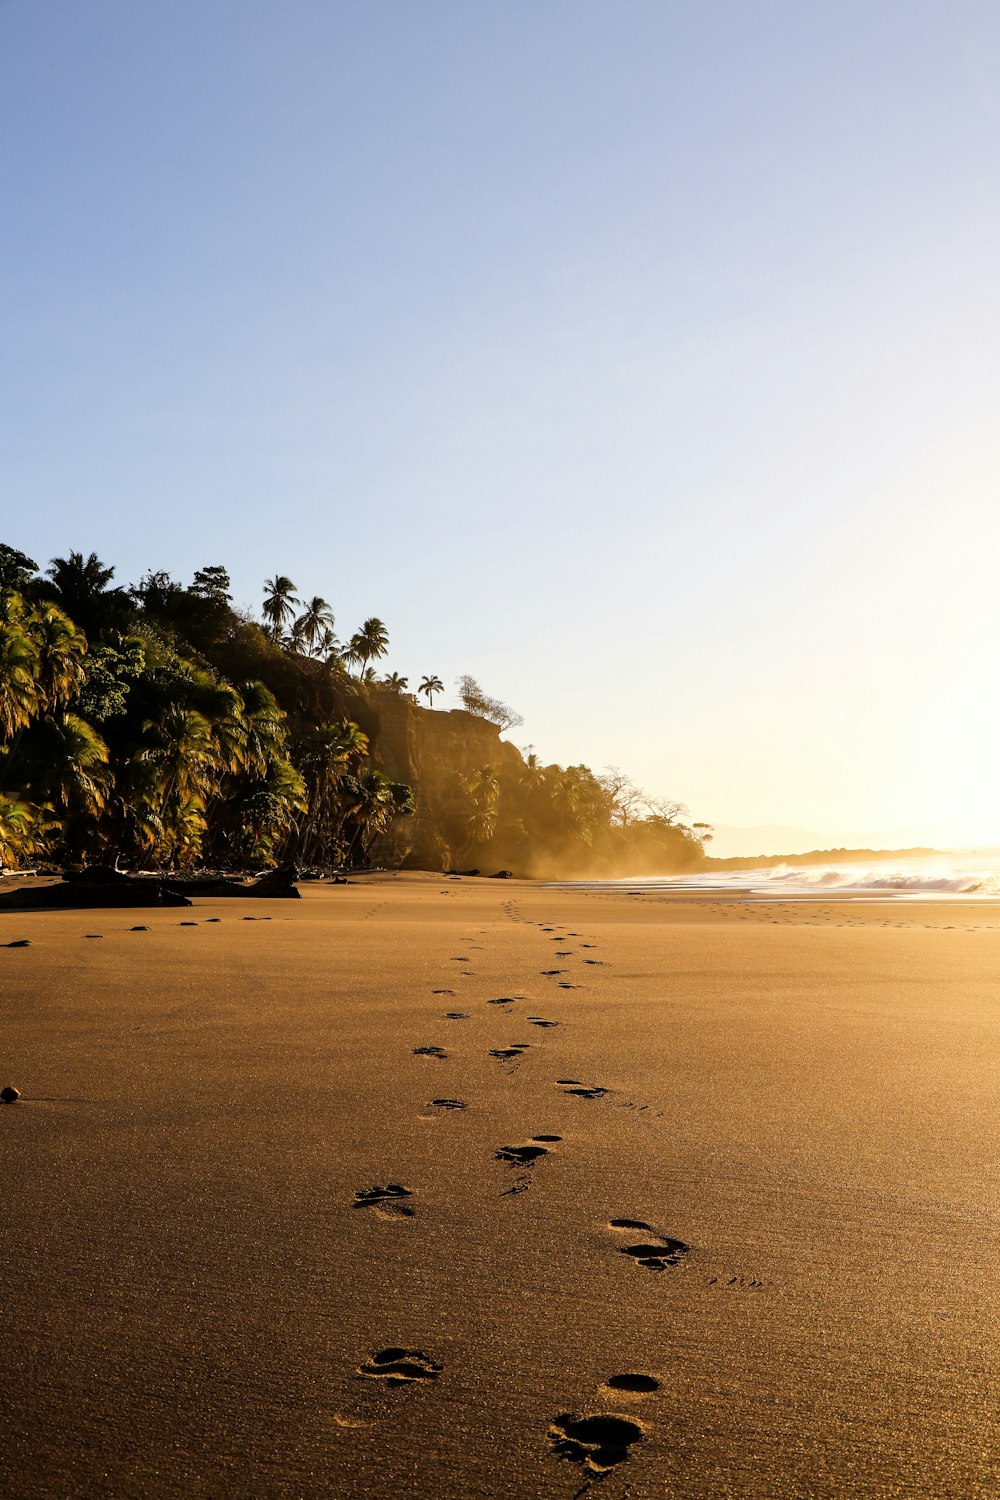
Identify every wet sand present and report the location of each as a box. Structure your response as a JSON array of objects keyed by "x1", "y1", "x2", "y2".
[{"x1": 1, "y1": 876, "x2": 996, "y2": 1497}]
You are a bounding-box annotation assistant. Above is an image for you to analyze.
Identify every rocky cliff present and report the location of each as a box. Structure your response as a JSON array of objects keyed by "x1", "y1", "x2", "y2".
[{"x1": 340, "y1": 685, "x2": 524, "y2": 870}]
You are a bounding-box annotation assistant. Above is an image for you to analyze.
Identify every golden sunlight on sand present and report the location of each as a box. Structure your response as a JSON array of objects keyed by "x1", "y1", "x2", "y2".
[{"x1": 1, "y1": 877, "x2": 995, "y2": 1497}]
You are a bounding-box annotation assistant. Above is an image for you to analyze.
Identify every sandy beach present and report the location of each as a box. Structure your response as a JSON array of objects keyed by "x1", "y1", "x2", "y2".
[{"x1": 1, "y1": 876, "x2": 995, "y2": 1497}]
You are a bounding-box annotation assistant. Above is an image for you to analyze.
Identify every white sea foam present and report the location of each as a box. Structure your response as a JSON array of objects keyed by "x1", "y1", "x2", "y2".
[{"x1": 556, "y1": 852, "x2": 1000, "y2": 898}]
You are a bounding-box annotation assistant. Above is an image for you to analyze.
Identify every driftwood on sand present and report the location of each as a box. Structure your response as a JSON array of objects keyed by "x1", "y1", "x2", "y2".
[{"x1": 162, "y1": 863, "x2": 301, "y2": 899}]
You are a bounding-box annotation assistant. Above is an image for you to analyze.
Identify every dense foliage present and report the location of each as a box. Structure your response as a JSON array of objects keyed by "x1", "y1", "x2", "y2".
[
  {"x1": 0, "y1": 543, "x2": 708, "y2": 875},
  {"x1": 0, "y1": 546, "x2": 411, "y2": 870}
]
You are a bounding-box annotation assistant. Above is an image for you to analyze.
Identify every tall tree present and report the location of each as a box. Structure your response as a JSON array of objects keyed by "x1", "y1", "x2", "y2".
[
  {"x1": 46, "y1": 551, "x2": 131, "y2": 632},
  {"x1": 348, "y1": 617, "x2": 389, "y2": 676},
  {"x1": 0, "y1": 594, "x2": 40, "y2": 739},
  {"x1": 293, "y1": 597, "x2": 335, "y2": 656},
  {"x1": 418, "y1": 674, "x2": 443, "y2": 706},
  {"x1": 0, "y1": 545, "x2": 39, "y2": 594},
  {"x1": 262, "y1": 576, "x2": 299, "y2": 640}
]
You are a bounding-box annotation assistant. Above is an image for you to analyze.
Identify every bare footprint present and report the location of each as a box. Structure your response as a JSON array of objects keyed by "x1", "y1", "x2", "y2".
[
  {"x1": 495, "y1": 1138, "x2": 559, "y2": 1166},
  {"x1": 412, "y1": 1046, "x2": 447, "y2": 1059},
  {"x1": 353, "y1": 1184, "x2": 415, "y2": 1217},
  {"x1": 358, "y1": 1348, "x2": 441, "y2": 1383},
  {"x1": 601, "y1": 1373, "x2": 661, "y2": 1396},
  {"x1": 548, "y1": 1412, "x2": 645, "y2": 1474},
  {"x1": 558, "y1": 1081, "x2": 607, "y2": 1100},
  {"x1": 609, "y1": 1219, "x2": 689, "y2": 1271},
  {"x1": 430, "y1": 1098, "x2": 466, "y2": 1110},
  {"x1": 489, "y1": 1044, "x2": 531, "y2": 1065}
]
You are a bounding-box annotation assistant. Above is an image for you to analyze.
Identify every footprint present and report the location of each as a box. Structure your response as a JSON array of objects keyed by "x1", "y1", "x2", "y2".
[
  {"x1": 489, "y1": 1044, "x2": 531, "y2": 1064},
  {"x1": 85, "y1": 934, "x2": 104, "y2": 940},
  {"x1": 432, "y1": 989, "x2": 456, "y2": 995},
  {"x1": 540, "y1": 969, "x2": 565, "y2": 976},
  {"x1": 495, "y1": 1141, "x2": 554, "y2": 1165},
  {"x1": 609, "y1": 1219, "x2": 689, "y2": 1270},
  {"x1": 179, "y1": 921, "x2": 198, "y2": 927},
  {"x1": 548, "y1": 1412, "x2": 645, "y2": 1473},
  {"x1": 557, "y1": 982, "x2": 581, "y2": 990},
  {"x1": 354, "y1": 1184, "x2": 414, "y2": 1216},
  {"x1": 358, "y1": 1348, "x2": 441, "y2": 1383},
  {"x1": 602, "y1": 1373, "x2": 661, "y2": 1395},
  {"x1": 555, "y1": 950, "x2": 574, "y2": 956},
  {"x1": 528, "y1": 1018, "x2": 560, "y2": 1028},
  {"x1": 444, "y1": 1012, "x2": 469, "y2": 1020},
  {"x1": 3, "y1": 939, "x2": 32, "y2": 948},
  {"x1": 430, "y1": 1098, "x2": 466, "y2": 1110},
  {"x1": 487, "y1": 996, "x2": 517, "y2": 1006},
  {"x1": 412, "y1": 1046, "x2": 447, "y2": 1059},
  {"x1": 558, "y1": 1082, "x2": 607, "y2": 1100},
  {"x1": 206, "y1": 917, "x2": 222, "y2": 923},
  {"x1": 583, "y1": 959, "x2": 607, "y2": 966},
  {"x1": 451, "y1": 957, "x2": 471, "y2": 962},
  {"x1": 129, "y1": 925, "x2": 150, "y2": 932}
]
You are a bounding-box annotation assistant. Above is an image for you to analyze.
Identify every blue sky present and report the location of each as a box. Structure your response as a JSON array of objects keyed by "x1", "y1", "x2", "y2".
[{"x1": 3, "y1": 1, "x2": 1000, "y2": 850}]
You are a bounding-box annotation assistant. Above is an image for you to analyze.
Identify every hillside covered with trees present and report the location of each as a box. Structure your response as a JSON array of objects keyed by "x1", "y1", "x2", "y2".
[{"x1": 0, "y1": 543, "x2": 709, "y2": 876}]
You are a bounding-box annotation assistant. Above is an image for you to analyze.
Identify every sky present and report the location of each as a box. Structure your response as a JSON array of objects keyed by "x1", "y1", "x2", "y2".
[{"x1": 3, "y1": 1, "x2": 1000, "y2": 854}]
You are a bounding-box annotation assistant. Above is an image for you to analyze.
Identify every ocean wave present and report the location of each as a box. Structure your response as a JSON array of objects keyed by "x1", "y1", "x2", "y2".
[{"x1": 559, "y1": 856, "x2": 1000, "y2": 897}]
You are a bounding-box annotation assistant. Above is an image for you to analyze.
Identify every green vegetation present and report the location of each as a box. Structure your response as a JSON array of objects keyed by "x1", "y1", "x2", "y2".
[{"x1": 0, "y1": 543, "x2": 709, "y2": 876}]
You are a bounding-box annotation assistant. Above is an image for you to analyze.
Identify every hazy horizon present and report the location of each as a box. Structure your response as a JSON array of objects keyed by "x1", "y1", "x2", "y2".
[{"x1": 4, "y1": 1, "x2": 999, "y2": 848}]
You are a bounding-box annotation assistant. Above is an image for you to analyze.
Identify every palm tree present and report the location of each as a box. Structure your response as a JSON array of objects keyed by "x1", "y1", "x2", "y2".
[
  {"x1": 349, "y1": 617, "x2": 389, "y2": 676},
  {"x1": 229, "y1": 756, "x2": 307, "y2": 863},
  {"x1": 341, "y1": 770, "x2": 414, "y2": 865},
  {"x1": 30, "y1": 603, "x2": 88, "y2": 712},
  {"x1": 46, "y1": 551, "x2": 130, "y2": 632},
  {"x1": 0, "y1": 595, "x2": 40, "y2": 739},
  {"x1": 518, "y1": 748, "x2": 546, "y2": 815},
  {"x1": 418, "y1": 674, "x2": 443, "y2": 707},
  {"x1": 316, "y1": 626, "x2": 342, "y2": 664},
  {"x1": 382, "y1": 672, "x2": 409, "y2": 692},
  {"x1": 23, "y1": 713, "x2": 111, "y2": 819},
  {"x1": 238, "y1": 681, "x2": 287, "y2": 776},
  {"x1": 138, "y1": 704, "x2": 219, "y2": 865},
  {"x1": 0, "y1": 793, "x2": 46, "y2": 868},
  {"x1": 294, "y1": 719, "x2": 370, "y2": 863},
  {"x1": 262, "y1": 576, "x2": 299, "y2": 640},
  {"x1": 293, "y1": 597, "x2": 335, "y2": 656},
  {"x1": 464, "y1": 764, "x2": 500, "y2": 848}
]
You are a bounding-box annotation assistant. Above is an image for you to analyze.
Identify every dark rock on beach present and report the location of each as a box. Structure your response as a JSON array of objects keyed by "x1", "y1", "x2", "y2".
[{"x1": 0, "y1": 868, "x2": 192, "y2": 910}]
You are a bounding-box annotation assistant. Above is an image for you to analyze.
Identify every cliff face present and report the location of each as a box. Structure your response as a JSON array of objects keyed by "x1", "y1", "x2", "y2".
[{"x1": 340, "y1": 686, "x2": 523, "y2": 869}]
